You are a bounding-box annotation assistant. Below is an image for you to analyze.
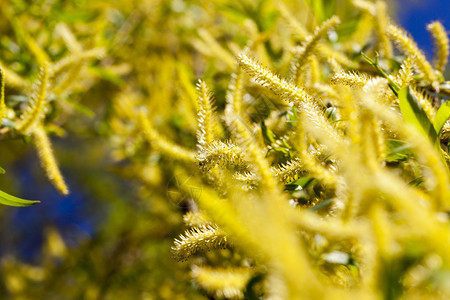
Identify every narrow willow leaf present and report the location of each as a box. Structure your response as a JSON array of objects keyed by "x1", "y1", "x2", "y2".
[
  {"x1": 0, "y1": 189, "x2": 40, "y2": 207},
  {"x1": 385, "y1": 139, "x2": 414, "y2": 163},
  {"x1": 398, "y1": 86, "x2": 437, "y2": 142},
  {"x1": 285, "y1": 177, "x2": 315, "y2": 191},
  {"x1": 433, "y1": 101, "x2": 450, "y2": 138},
  {"x1": 261, "y1": 121, "x2": 275, "y2": 145},
  {"x1": 362, "y1": 52, "x2": 400, "y2": 95}
]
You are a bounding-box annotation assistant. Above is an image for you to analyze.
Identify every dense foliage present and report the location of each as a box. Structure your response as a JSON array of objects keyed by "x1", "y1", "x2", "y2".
[{"x1": 0, "y1": 0, "x2": 449, "y2": 299}]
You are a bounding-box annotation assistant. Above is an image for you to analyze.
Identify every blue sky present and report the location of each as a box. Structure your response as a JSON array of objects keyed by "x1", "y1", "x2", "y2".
[{"x1": 396, "y1": 0, "x2": 450, "y2": 60}]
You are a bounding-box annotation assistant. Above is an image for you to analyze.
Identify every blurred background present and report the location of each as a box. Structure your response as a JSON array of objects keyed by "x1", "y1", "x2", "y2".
[{"x1": 0, "y1": 0, "x2": 448, "y2": 299}]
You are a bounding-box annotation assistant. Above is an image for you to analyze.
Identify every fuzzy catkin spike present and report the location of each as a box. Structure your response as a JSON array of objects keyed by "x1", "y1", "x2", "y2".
[
  {"x1": 394, "y1": 56, "x2": 415, "y2": 87},
  {"x1": 352, "y1": 0, "x2": 375, "y2": 14},
  {"x1": 330, "y1": 71, "x2": 369, "y2": 87},
  {"x1": 196, "y1": 80, "x2": 216, "y2": 150},
  {"x1": 183, "y1": 211, "x2": 212, "y2": 227},
  {"x1": 196, "y1": 140, "x2": 248, "y2": 172},
  {"x1": 32, "y1": 125, "x2": 69, "y2": 195},
  {"x1": 427, "y1": 21, "x2": 449, "y2": 73},
  {"x1": 290, "y1": 16, "x2": 341, "y2": 82},
  {"x1": 191, "y1": 265, "x2": 253, "y2": 299},
  {"x1": 225, "y1": 67, "x2": 245, "y2": 120},
  {"x1": 238, "y1": 54, "x2": 341, "y2": 142},
  {"x1": 52, "y1": 48, "x2": 106, "y2": 75},
  {"x1": 138, "y1": 111, "x2": 196, "y2": 163},
  {"x1": 171, "y1": 224, "x2": 229, "y2": 261},
  {"x1": 387, "y1": 24, "x2": 439, "y2": 86},
  {"x1": 374, "y1": 1, "x2": 393, "y2": 58},
  {"x1": 228, "y1": 113, "x2": 279, "y2": 194},
  {"x1": 16, "y1": 63, "x2": 50, "y2": 134},
  {"x1": 0, "y1": 68, "x2": 5, "y2": 124},
  {"x1": 317, "y1": 45, "x2": 355, "y2": 69},
  {"x1": 0, "y1": 63, "x2": 28, "y2": 89},
  {"x1": 277, "y1": 2, "x2": 308, "y2": 39}
]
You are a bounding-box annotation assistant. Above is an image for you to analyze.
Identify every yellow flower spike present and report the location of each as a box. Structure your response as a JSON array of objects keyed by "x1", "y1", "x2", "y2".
[
  {"x1": 32, "y1": 125, "x2": 69, "y2": 195},
  {"x1": 394, "y1": 56, "x2": 415, "y2": 87},
  {"x1": 290, "y1": 16, "x2": 341, "y2": 83},
  {"x1": 330, "y1": 71, "x2": 369, "y2": 88},
  {"x1": 0, "y1": 68, "x2": 5, "y2": 124},
  {"x1": 374, "y1": 0, "x2": 393, "y2": 58},
  {"x1": 309, "y1": 55, "x2": 321, "y2": 85},
  {"x1": 196, "y1": 140, "x2": 248, "y2": 173},
  {"x1": 237, "y1": 54, "x2": 341, "y2": 143},
  {"x1": 277, "y1": 2, "x2": 308, "y2": 39},
  {"x1": 196, "y1": 80, "x2": 217, "y2": 150},
  {"x1": 388, "y1": 23, "x2": 439, "y2": 86},
  {"x1": 183, "y1": 211, "x2": 212, "y2": 227},
  {"x1": 0, "y1": 63, "x2": 28, "y2": 90},
  {"x1": 317, "y1": 44, "x2": 355, "y2": 69},
  {"x1": 191, "y1": 265, "x2": 253, "y2": 299},
  {"x1": 138, "y1": 110, "x2": 196, "y2": 163},
  {"x1": 427, "y1": 21, "x2": 449, "y2": 74},
  {"x1": 225, "y1": 67, "x2": 245, "y2": 121},
  {"x1": 16, "y1": 63, "x2": 50, "y2": 134},
  {"x1": 193, "y1": 28, "x2": 236, "y2": 69},
  {"x1": 171, "y1": 224, "x2": 229, "y2": 261}
]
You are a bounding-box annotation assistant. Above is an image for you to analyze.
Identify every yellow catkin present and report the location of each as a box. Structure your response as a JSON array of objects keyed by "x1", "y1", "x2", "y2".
[
  {"x1": 191, "y1": 265, "x2": 253, "y2": 299},
  {"x1": 277, "y1": 2, "x2": 308, "y2": 39},
  {"x1": 52, "y1": 48, "x2": 106, "y2": 75},
  {"x1": 330, "y1": 71, "x2": 369, "y2": 87},
  {"x1": 361, "y1": 86, "x2": 450, "y2": 209},
  {"x1": 194, "y1": 29, "x2": 236, "y2": 69},
  {"x1": 183, "y1": 211, "x2": 212, "y2": 227},
  {"x1": 171, "y1": 225, "x2": 228, "y2": 261},
  {"x1": 138, "y1": 111, "x2": 196, "y2": 163},
  {"x1": 228, "y1": 112, "x2": 279, "y2": 194},
  {"x1": 0, "y1": 68, "x2": 5, "y2": 123},
  {"x1": 288, "y1": 114, "x2": 337, "y2": 187},
  {"x1": 238, "y1": 54, "x2": 341, "y2": 142},
  {"x1": 394, "y1": 56, "x2": 415, "y2": 87},
  {"x1": 291, "y1": 16, "x2": 341, "y2": 83},
  {"x1": 16, "y1": 63, "x2": 50, "y2": 134},
  {"x1": 196, "y1": 80, "x2": 216, "y2": 150},
  {"x1": 55, "y1": 23, "x2": 82, "y2": 53},
  {"x1": 352, "y1": 0, "x2": 375, "y2": 14},
  {"x1": 360, "y1": 110, "x2": 381, "y2": 170},
  {"x1": 387, "y1": 24, "x2": 439, "y2": 86},
  {"x1": 374, "y1": 0, "x2": 393, "y2": 57},
  {"x1": 309, "y1": 55, "x2": 320, "y2": 85},
  {"x1": 410, "y1": 86, "x2": 437, "y2": 121},
  {"x1": 0, "y1": 63, "x2": 28, "y2": 89},
  {"x1": 427, "y1": 21, "x2": 449, "y2": 74},
  {"x1": 196, "y1": 140, "x2": 247, "y2": 172},
  {"x1": 32, "y1": 125, "x2": 69, "y2": 195},
  {"x1": 317, "y1": 44, "x2": 355, "y2": 68},
  {"x1": 225, "y1": 67, "x2": 245, "y2": 119}
]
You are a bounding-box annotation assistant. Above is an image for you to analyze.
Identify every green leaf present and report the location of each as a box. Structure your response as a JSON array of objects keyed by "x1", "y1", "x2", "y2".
[
  {"x1": 361, "y1": 53, "x2": 399, "y2": 96},
  {"x1": 285, "y1": 177, "x2": 315, "y2": 191},
  {"x1": 0, "y1": 166, "x2": 5, "y2": 174},
  {"x1": 309, "y1": 198, "x2": 333, "y2": 212},
  {"x1": 0, "y1": 189, "x2": 40, "y2": 207},
  {"x1": 433, "y1": 100, "x2": 450, "y2": 138},
  {"x1": 398, "y1": 86, "x2": 437, "y2": 142},
  {"x1": 385, "y1": 139, "x2": 414, "y2": 163},
  {"x1": 261, "y1": 121, "x2": 275, "y2": 145}
]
